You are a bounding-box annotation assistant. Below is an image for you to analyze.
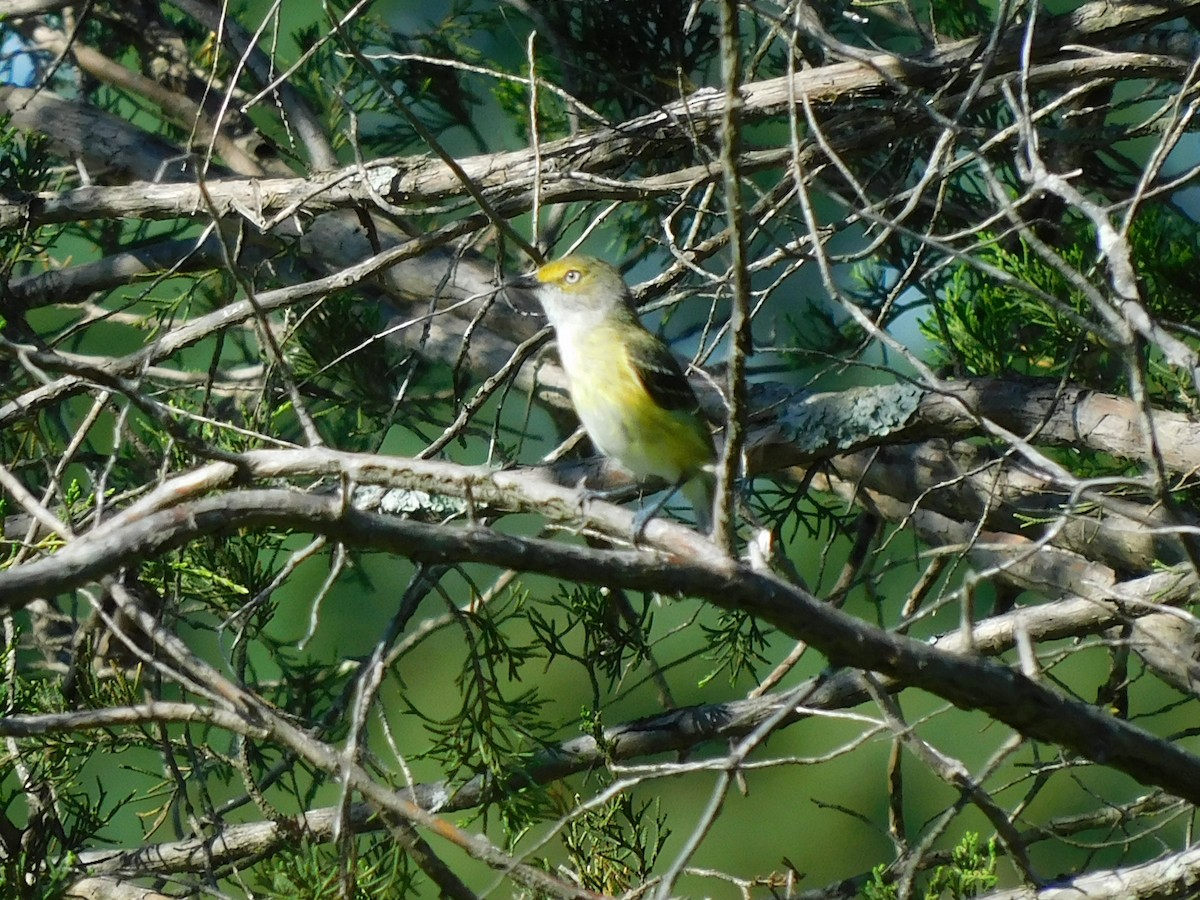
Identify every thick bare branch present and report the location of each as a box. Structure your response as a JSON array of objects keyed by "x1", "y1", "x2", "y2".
[{"x1": 2, "y1": 471, "x2": 1198, "y2": 805}]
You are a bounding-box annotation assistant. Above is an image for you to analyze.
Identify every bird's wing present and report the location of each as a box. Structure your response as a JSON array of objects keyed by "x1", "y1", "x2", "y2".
[{"x1": 628, "y1": 329, "x2": 705, "y2": 415}]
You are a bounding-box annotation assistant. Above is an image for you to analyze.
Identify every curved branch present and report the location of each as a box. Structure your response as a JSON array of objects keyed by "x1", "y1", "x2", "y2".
[
  {"x1": 2, "y1": 0, "x2": 1195, "y2": 229},
  {"x1": 980, "y1": 843, "x2": 1200, "y2": 899},
  {"x1": 757, "y1": 377, "x2": 1200, "y2": 477},
  {"x1": 1, "y1": 475, "x2": 1198, "y2": 805}
]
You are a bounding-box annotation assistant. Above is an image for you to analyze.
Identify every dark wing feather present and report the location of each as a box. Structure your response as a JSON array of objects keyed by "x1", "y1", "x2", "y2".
[{"x1": 628, "y1": 328, "x2": 703, "y2": 414}]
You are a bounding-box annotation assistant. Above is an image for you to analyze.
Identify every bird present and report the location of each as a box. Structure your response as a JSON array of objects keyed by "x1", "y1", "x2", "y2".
[{"x1": 507, "y1": 254, "x2": 716, "y2": 532}]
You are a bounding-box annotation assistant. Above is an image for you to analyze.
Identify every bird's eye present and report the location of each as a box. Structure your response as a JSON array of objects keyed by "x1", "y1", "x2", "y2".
[{"x1": 563, "y1": 269, "x2": 582, "y2": 285}]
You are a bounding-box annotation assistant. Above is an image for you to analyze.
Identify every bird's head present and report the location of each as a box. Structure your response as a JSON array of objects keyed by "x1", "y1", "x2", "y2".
[{"x1": 506, "y1": 255, "x2": 633, "y2": 319}]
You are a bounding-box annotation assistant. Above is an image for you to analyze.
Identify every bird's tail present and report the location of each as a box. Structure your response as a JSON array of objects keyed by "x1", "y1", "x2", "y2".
[{"x1": 683, "y1": 471, "x2": 716, "y2": 534}]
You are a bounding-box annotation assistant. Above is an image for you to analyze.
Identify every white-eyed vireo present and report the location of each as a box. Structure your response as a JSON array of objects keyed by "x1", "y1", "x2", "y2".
[{"x1": 509, "y1": 255, "x2": 716, "y2": 532}]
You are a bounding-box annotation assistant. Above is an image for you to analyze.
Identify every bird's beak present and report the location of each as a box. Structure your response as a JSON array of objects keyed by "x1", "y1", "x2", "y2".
[
  {"x1": 504, "y1": 272, "x2": 541, "y2": 291},
  {"x1": 502, "y1": 271, "x2": 542, "y2": 315}
]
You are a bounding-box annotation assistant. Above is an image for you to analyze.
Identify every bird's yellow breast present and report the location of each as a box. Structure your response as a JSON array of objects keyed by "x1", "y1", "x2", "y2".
[{"x1": 561, "y1": 323, "x2": 712, "y2": 484}]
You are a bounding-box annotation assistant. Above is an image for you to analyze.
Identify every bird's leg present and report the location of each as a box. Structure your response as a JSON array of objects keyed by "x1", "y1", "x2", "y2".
[
  {"x1": 579, "y1": 483, "x2": 630, "y2": 507},
  {"x1": 575, "y1": 479, "x2": 637, "y2": 525},
  {"x1": 631, "y1": 483, "x2": 684, "y2": 545}
]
